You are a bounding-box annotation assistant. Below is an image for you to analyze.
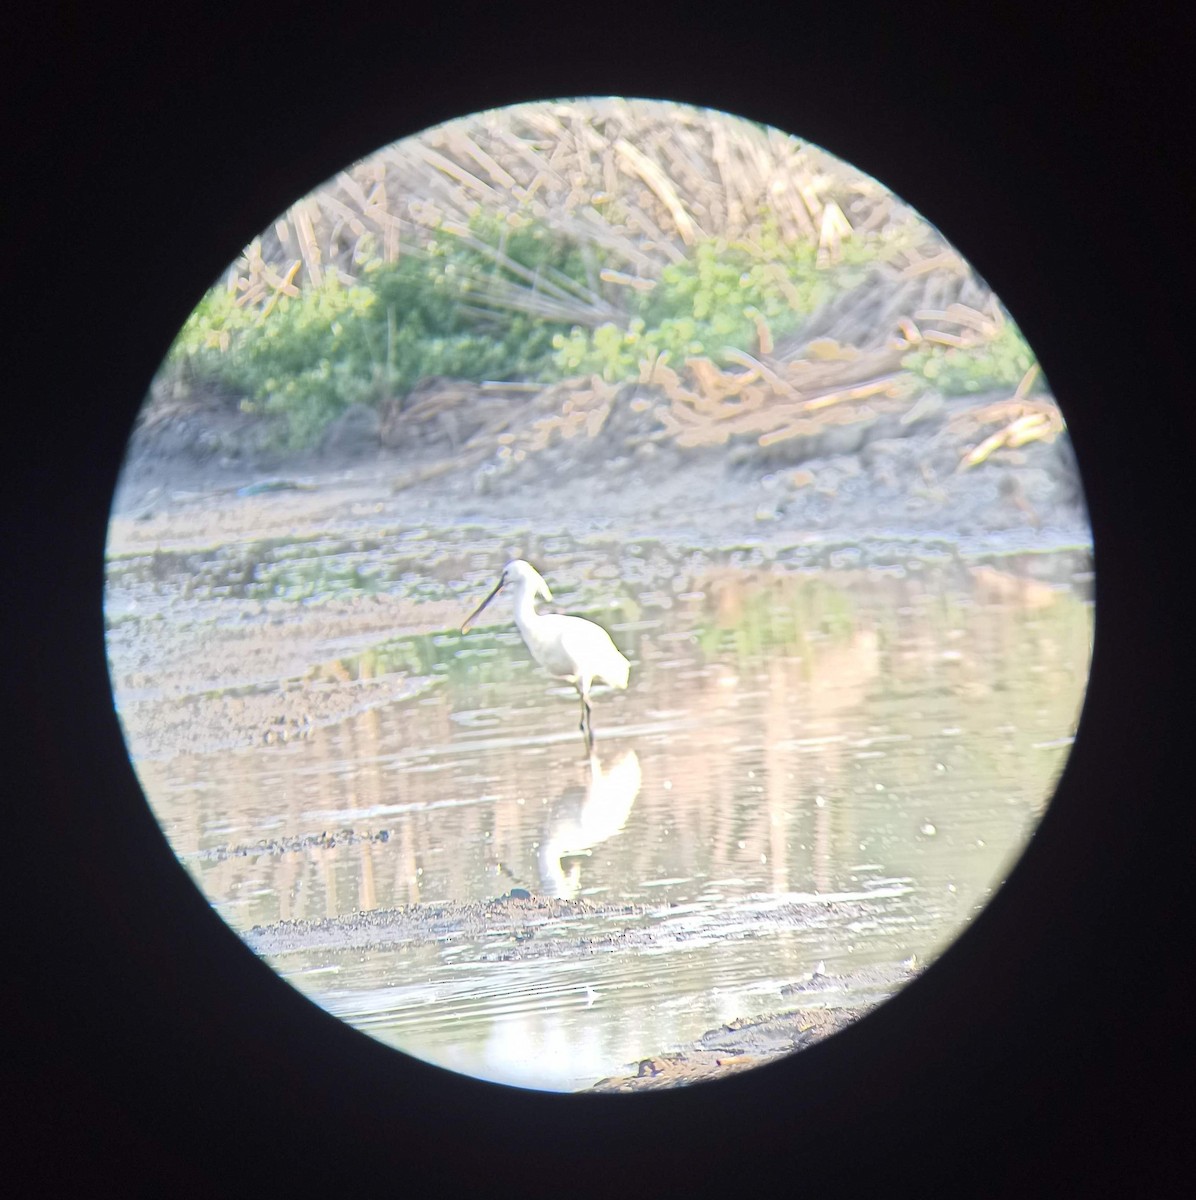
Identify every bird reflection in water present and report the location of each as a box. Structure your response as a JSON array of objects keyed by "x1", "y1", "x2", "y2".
[{"x1": 539, "y1": 748, "x2": 641, "y2": 899}]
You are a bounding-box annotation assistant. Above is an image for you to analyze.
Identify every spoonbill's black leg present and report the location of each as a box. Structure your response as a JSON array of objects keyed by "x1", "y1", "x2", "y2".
[{"x1": 579, "y1": 691, "x2": 594, "y2": 752}]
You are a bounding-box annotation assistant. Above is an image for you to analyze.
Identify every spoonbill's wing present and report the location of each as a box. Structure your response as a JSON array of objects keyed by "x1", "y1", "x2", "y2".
[{"x1": 559, "y1": 617, "x2": 630, "y2": 689}]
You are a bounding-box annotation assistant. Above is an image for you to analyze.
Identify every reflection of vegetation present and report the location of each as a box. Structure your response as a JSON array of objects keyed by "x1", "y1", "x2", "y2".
[
  {"x1": 335, "y1": 628, "x2": 551, "y2": 692},
  {"x1": 872, "y1": 586, "x2": 1092, "y2": 813},
  {"x1": 351, "y1": 566, "x2": 1091, "y2": 923},
  {"x1": 327, "y1": 633, "x2": 448, "y2": 682},
  {"x1": 330, "y1": 574, "x2": 866, "y2": 692},
  {"x1": 694, "y1": 576, "x2": 857, "y2": 662}
]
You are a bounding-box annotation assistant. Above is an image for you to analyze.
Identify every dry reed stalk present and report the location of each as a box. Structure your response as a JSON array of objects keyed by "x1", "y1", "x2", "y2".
[{"x1": 225, "y1": 100, "x2": 917, "y2": 314}]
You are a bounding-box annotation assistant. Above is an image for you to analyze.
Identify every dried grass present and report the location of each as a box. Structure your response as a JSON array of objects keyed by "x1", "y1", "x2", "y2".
[
  {"x1": 215, "y1": 99, "x2": 1053, "y2": 471},
  {"x1": 227, "y1": 99, "x2": 916, "y2": 324}
]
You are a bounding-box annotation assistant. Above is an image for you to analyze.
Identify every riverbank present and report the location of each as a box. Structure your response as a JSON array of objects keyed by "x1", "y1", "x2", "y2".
[{"x1": 113, "y1": 374, "x2": 1088, "y2": 552}]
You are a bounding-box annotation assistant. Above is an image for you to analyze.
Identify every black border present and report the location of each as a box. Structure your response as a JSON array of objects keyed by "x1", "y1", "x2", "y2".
[{"x1": 9, "y1": 6, "x2": 1194, "y2": 1194}]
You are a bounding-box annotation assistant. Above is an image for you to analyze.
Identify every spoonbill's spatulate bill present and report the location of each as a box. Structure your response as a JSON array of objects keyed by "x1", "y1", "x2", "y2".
[{"x1": 461, "y1": 560, "x2": 630, "y2": 749}]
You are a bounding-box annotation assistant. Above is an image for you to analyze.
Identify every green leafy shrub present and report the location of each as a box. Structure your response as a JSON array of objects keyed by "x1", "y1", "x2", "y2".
[
  {"x1": 165, "y1": 220, "x2": 584, "y2": 447},
  {"x1": 903, "y1": 320, "x2": 1039, "y2": 395},
  {"x1": 551, "y1": 226, "x2": 877, "y2": 380}
]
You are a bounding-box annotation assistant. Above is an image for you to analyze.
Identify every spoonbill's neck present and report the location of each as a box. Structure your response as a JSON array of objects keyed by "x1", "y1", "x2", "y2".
[{"x1": 511, "y1": 577, "x2": 544, "y2": 634}]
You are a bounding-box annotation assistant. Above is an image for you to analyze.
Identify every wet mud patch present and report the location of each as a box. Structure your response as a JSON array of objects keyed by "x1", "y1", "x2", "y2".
[
  {"x1": 246, "y1": 893, "x2": 647, "y2": 957},
  {"x1": 190, "y1": 826, "x2": 396, "y2": 864},
  {"x1": 246, "y1": 888, "x2": 916, "y2": 961},
  {"x1": 586, "y1": 983, "x2": 908, "y2": 1092},
  {"x1": 113, "y1": 663, "x2": 439, "y2": 760}
]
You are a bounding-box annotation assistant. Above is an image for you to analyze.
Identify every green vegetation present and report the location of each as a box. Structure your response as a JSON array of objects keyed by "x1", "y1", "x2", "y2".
[
  {"x1": 552, "y1": 230, "x2": 871, "y2": 379},
  {"x1": 158, "y1": 103, "x2": 1043, "y2": 450},
  {"x1": 902, "y1": 320, "x2": 1039, "y2": 396},
  {"x1": 168, "y1": 221, "x2": 583, "y2": 448}
]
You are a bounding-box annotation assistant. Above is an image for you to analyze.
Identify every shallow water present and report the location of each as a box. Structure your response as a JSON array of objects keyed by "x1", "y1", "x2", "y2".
[{"x1": 112, "y1": 530, "x2": 1092, "y2": 1091}]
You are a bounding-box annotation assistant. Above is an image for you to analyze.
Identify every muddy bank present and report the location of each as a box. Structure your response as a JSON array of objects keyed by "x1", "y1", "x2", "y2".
[
  {"x1": 586, "y1": 1000, "x2": 889, "y2": 1092},
  {"x1": 113, "y1": 378, "x2": 1088, "y2": 551},
  {"x1": 246, "y1": 890, "x2": 911, "y2": 961},
  {"x1": 246, "y1": 893, "x2": 645, "y2": 957}
]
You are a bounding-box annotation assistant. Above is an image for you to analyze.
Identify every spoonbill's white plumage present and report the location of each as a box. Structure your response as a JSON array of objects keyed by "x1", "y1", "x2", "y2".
[{"x1": 461, "y1": 560, "x2": 630, "y2": 749}]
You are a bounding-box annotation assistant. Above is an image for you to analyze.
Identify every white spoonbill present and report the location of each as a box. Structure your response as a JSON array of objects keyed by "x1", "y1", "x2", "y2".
[{"x1": 461, "y1": 560, "x2": 630, "y2": 749}]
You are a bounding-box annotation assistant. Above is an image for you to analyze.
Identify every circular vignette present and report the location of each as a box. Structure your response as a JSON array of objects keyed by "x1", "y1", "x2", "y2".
[
  {"x1": 17, "y1": 12, "x2": 1189, "y2": 1196},
  {"x1": 104, "y1": 96, "x2": 1093, "y2": 1094}
]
